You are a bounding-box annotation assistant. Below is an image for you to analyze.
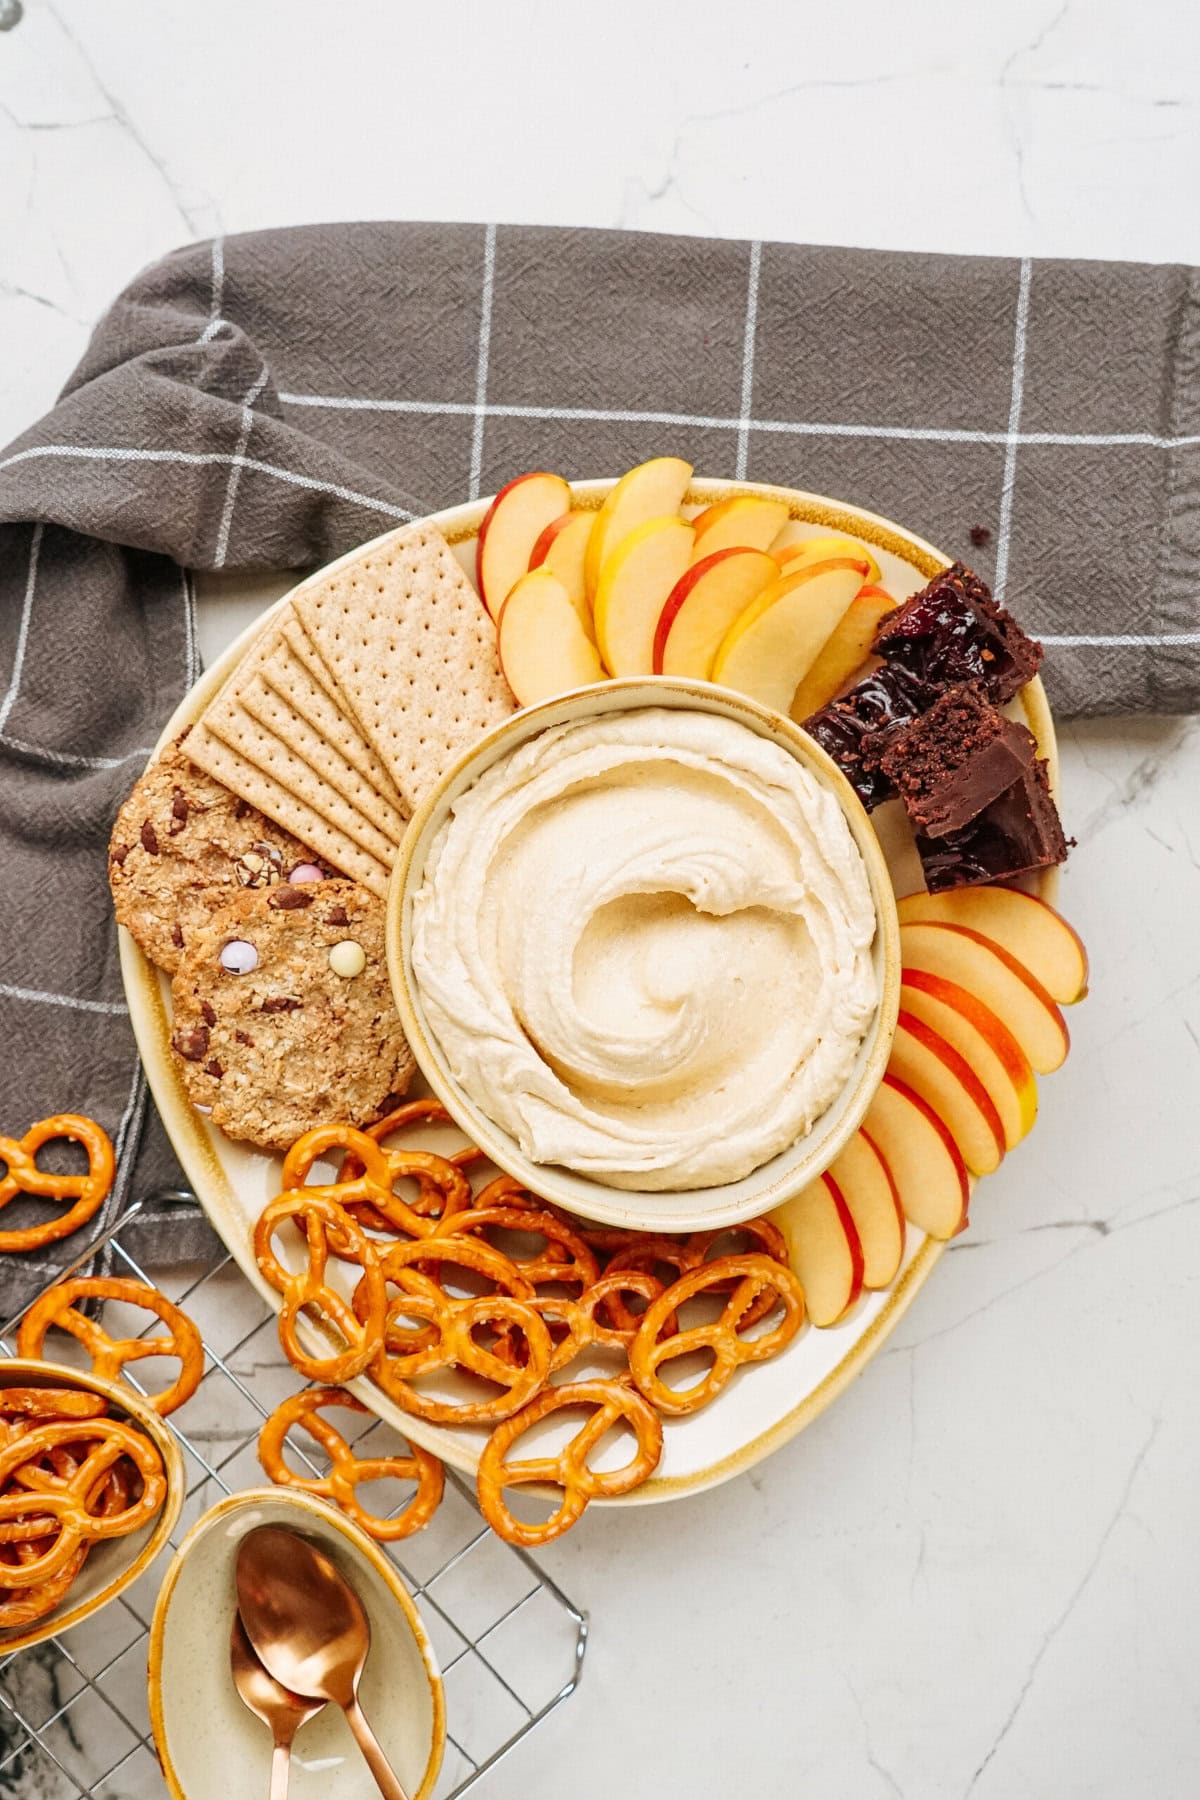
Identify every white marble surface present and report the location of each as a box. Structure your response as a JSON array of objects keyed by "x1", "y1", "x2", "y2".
[{"x1": 2, "y1": 2, "x2": 1198, "y2": 1796}]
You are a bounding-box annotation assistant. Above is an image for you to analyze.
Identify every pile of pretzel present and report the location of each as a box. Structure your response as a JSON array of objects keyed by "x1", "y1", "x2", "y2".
[
  {"x1": 0, "y1": 1386, "x2": 169, "y2": 1633},
  {"x1": 253, "y1": 1102, "x2": 807, "y2": 1545}
]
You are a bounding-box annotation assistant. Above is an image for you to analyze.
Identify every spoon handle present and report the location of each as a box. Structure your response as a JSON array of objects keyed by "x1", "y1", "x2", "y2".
[
  {"x1": 343, "y1": 1697, "x2": 411, "y2": 1800},
  {"x1": 269, "y1": 1743, "x2": 291, "y2": 1800}
]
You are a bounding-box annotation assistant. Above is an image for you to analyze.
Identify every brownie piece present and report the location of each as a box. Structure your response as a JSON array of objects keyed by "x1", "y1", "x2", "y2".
[
  {"x1": 872, "y1": 561, "x2": 1042, "y2": 704},
  {"x1": 870, "y1": 683, "x2": 1038, "y2": 838},
  {"x1": 916, "y1": 755, "x2": 1069, "y2": 893},
  {"x1": 802, "y1": 663, "x2": 930, "y2": 811}
]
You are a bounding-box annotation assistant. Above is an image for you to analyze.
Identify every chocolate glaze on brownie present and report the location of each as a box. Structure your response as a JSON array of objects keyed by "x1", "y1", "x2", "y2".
[
  {"x1": 870, "y1": 682, "x2": 1039, "y2": 838},
  {"x1": 872, "y1": 561, "x2": 1042, "y2": 704},
  {"x1": 916, "y1": 755, "x2": 1069, "y2": 893},
  {"x1": 803, "y1": 663, "x2": 930, "y2": 811}
]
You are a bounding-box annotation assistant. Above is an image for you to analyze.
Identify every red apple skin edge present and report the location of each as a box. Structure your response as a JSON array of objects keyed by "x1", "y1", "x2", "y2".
[
  {"x1": 475, "y1": 471, "x2": 565, "y2": 610},
  {"x1": 824, "y1": 1171, "x2": 867, "y2": 1320},
  {"x1": 934, "y1": 924, "x2": 1071, "y2": 1059},
  {"x1": 858, "y1": 1126, "x2": 907, "y2": 1248},
  {"x1": 879, "y1": 1073, "x2": 971, "y2": 1236},
  {"x1": 528, "y1": 511, "x2": 577, "y2": 568}
]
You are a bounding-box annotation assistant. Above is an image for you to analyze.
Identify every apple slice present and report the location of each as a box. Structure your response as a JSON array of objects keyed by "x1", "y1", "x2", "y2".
[
  {"x1": 897, "y1": 888, "x2": 1088, "y2": 1005},
  {"x1": 773, "y1": 532, "x2": 882, "y2": 585},
  {"x1": 476, "y1": 471, "x2": 572, "y2": 619},
  {"x1": 497, "y1": 568, "x2": 605, "y2": 706},
  {"x1": 862, "y1": 1075, "x2": 969, "y2": 1240},
  {"x1": 888, "y1": 1011, "x2": 1005, "y2": 1175},
  {"x1": 529, "y1": 510, "x2": 596, "y2": 639},
  {"x1": 900, "y1": 921, "x2": 1069, "y2": 1075},
  {"x1": 653, "y1": 547, "x2": 778, "y2": 678},
  {"x1": 791, "y1": 586, "x2": 899, "y2": 720},
  {"x1": 585, "y1": 456, "x2": 693, "y2": 600},
  {"x1": 901, "y1": 972, "x2": 1037, "y2": 1150},
  {"x1": 689, "y1": 494, "x2": 790, "y2": 558},
  {"x1": 710, "y1": 559, "x2": 868, "y2": 713},
  {"x1": 826, "y1": 1130, "x2": 904, "y2": 1289},
  {"x1": 594, "y1": 515, "x2": 695, "y2": 676},
  {"x1": 771, "y1": 1171, "x2": 863, "y2": 1326}
]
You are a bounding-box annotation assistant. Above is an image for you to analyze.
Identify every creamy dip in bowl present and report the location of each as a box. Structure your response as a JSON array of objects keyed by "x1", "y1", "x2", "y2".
[{"x1": 389, "y1": 682, "x2": 899, "y2": 1232}]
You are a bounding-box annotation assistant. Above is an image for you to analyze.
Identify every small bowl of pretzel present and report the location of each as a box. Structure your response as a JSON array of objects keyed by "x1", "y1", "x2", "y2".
[{"x1": 0, "y1": 1359, "x2": 184, "y2": 1653}]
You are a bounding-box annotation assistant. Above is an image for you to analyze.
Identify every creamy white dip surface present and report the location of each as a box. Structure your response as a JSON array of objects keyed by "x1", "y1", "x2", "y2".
[{"x1": 410, "y1": 707, "x2": 878, "y2": 1190}]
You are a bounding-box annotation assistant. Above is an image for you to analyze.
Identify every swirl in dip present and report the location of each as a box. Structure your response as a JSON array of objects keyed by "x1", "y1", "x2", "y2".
[{"x1": 410, "y1": 707, "x2": 878, "y2": 1191}]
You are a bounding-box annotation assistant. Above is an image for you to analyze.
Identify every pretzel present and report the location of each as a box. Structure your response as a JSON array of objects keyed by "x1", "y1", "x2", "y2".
[
  {"x1": 433, "y1": 1190, "x2": 600, "y2": 1296},
  {"x1": 495, "y1": 1269, "x2": 669, "y2": 1376},
  {"x1": 282, "y1": 1123, "x2": 472, "y2": 1244},
  {"x1": 628, "y1": 1254, "x2": 805, "y2": 1416},
  {"x1": 0, "y1": 1388, "x2": 108, "y2": 1422},
  {"x1": 0, "y1": 1417, "x2": 165, "y2": 1588},
  {"x1": 0, "y1": 1458, "x2": 131, "y2": 1633},
  {"x1": 476, "y1": 1379, "x2": 663, "y2": 1546},
  {"x1": 17, "y1": 1279, "x2": 205, "y2": 1417},
  {"x1": 604, "y1": 1217, "x2": 790, "y2": 1332},
  {"x1": 254, "y1": 1190, "x2": 387, "y2": 1382},
  {"x1": 258, "y1": 1388, "x2": 443, "y2": 1542},
  {"x1": 344, "y1": 1098, "x2": 487, "y2": 1184},
  {"x1": 0, "y1": 1114, "x2": 114, "y2": 1254}
]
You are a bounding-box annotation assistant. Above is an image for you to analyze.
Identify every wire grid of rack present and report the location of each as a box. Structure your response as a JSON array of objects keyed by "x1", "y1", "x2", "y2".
[{"x1": 0, "y1": 1195, "x2": 587, "y2": 1799}]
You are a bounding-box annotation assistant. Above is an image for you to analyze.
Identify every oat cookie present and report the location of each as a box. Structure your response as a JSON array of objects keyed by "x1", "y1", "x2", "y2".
[
  {"x1": 169, "y1": 878, "x2": 415, "y2": 1152},
  {"x1": 108, "y1": 740, "x2": 324, "y2": 974}
]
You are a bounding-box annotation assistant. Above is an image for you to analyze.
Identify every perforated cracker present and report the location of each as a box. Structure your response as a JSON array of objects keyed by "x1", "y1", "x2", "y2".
[
  {"x1": 258, "y1": 636, "x2": 408, "y2": 818},
  {"x1": 236, "y1": 673, "x2": 408, "y2": 845},
  {"x1": 185, "y1": 722, "x2": 391, "y2": 897},
  {"x1": 291, "y1": 522, "x2": 516, "y2": 814}
]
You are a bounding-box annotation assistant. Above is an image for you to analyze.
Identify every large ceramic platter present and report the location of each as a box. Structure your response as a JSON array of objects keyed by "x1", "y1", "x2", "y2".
[{"x1": 120, "y1": 479, "x2": 1059, "y2": 1505}]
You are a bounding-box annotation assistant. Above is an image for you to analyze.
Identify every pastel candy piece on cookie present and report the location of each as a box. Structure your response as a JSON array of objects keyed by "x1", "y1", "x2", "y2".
[
  {"x1": 292, "y1": 522, "x2": 516, "y2": 814},
  {"x1": 108, "y1": 738, "x2": 318, "y2": 974},
  {"x1": 169, "y1": 878, "x2": 415, "y2": 1153}
]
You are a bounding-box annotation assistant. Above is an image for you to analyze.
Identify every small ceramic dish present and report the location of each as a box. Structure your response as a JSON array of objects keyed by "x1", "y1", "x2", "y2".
[
  {"x1": 388, "y1": 677, "x2": 901, "y2": 1233},
  {"x1": 149, "y1": 1487, "x2": 444, "y2": 1800},
  {"x1": 0, "y1": 1358, "x2": 184, "y2": 1654}
]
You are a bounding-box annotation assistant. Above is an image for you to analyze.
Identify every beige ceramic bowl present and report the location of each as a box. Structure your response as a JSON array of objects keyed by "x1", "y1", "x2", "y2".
[
  {"x1": 149, "y1": 1488, "x2": 445, "y2": 1800},
  {"x1": 0, "y1": 1359, "x2": 184, "y2": 1654},
  {"x1": 388, "y1": 678, "x2": 901, "y2": 1233}
]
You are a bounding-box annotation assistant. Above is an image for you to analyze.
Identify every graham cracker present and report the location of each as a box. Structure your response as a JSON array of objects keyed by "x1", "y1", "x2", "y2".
[
  {"x1": 258, "y1": 633, "x2": 407, "y2": 817},
  {"x1": 237, "y1": 671, "x2": 408, "y2": 844},
  {"x1": 291, "y1": 522, "x2": 515, "y2": 814},
  {"x1": 280, "y1": 613, "x2": 355, "y2": 713},
  {"x1": 203, "y1": 703, "x2": 399, "y2": 868},
  {"x1": 185, "y1": 721, "x2": 391, "y2": 898}
]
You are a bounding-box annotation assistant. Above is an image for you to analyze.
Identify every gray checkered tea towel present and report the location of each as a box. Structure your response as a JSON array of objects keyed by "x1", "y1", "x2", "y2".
[{"x1": 1, "y1": 222, "x2": 1197, "y2": 1307}]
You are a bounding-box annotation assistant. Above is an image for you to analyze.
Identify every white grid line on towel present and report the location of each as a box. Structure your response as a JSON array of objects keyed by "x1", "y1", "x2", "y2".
[
  {"x1": 469, "y1": 223, "x2": 498, "y2": 502},
  {"x1": 735, "y1": 240, "x2": 763, "y2": 480},
  {"x1": 0, "y1": 522, "x2": 43, "y2": 735},
  {"x1": 994, "y1": 257, "x2": 1034, "y2": 605},
  {"x1": 0, "y1": 980, "x2": 129, "y2": 1016},
  {"x1": 213, "y1": 365, "x2": 271, "y2": 568}
]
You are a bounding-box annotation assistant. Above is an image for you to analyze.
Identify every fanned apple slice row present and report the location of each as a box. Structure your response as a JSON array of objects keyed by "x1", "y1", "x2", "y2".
[
  {"x1": 824, "y1": 1130, "x2": 905, "y2": 1289},
  {"x1": 710, "y1": 558, "x2": 869, "y2": 714},
  {"x1": 899, "y1": 921, "x2": 1069, "y2": 1075},
  {"x1": 477, "y1": 471, "x2": 573, "y2": 620},
  {"x1": 897, "y1": 888, "x2": 1088, "y2": 1005},
  {"x1": 888, "y1": 1012, "x2": 1006, "y2": 1175},
  {"x1": 790, "y1": 585, "x2": 898, "y2": 720},
  {"x1": 862, "y1": 1075, "x2": 970, "y2": 1241},
  {"x1": 594, "y1": 515, "x2": 695, "y2": 676},
  {"x1": 689, "y1": 493, "x2": 790, "y2": 558},
  {"x1": 771, "y1": 1171, "x2": 864, "y2": 1326},
  {"x1": 529, "y1": 510, "x2": 596, "y2": 639},
  {"x1": 772, "y1": 532, "x2": 882, "y2": 585},
  {"x1": 497, "y1": 568, "x2": 605, "y2": 707},
  {"x1": 900, "y1": 972, "x2": 1037, "y2": 1151},
  {"x1": 585, "y1": 455, "x2": 693, "y2": 601},
  {"x1": 653, "y1": 547, "x2": 778, "y2": 679}
]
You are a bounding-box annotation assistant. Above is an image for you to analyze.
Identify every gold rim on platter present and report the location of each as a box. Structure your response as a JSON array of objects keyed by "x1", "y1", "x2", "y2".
[{"x1": 119, "y1": 479, "x2": 1060, "y2": 1504}]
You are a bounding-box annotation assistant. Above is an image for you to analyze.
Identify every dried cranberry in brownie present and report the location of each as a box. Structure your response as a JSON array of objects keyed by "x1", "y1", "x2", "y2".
[
  {"x1": 802, "y1": 663, "x2": 929, "y2": 811},
  {"x1": 169, "y1": 878, "x2": 415, "y2": 1152},
  {"x1": 915, "y1": 755, "x2": 1069, "y2": 893},
  {"x1": 872, "y1": 561, "x2": 1042, "y2": 704},
  {"x1": 109, "y1": 739, "x2": 325, "y2": 973},
  {"x1": 869, "y1": 682, "x2": 1039, "y2": 838}
]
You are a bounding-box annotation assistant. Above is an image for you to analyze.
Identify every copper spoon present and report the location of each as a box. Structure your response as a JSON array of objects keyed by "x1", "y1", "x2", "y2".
[
  {"x1": 235, "y1": 1525, "x2": 411, "y2": 1800},
  {"x1": 229, "y1": 1612, "x2": 326, "y2": 1800}
]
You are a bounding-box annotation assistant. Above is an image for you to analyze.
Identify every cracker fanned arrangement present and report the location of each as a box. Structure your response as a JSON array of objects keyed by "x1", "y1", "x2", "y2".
[{"x1": 111, "y1": 522, "x2": 513, "y2": 1152}]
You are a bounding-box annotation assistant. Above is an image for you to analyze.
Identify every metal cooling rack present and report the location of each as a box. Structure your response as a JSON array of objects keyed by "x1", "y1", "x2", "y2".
[{"x1": 0, "y1": 1196, "x2": 587, "y2": 1799}]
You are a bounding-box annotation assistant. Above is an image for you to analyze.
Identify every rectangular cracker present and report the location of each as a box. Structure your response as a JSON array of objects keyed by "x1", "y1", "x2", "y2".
[
  {"x1": 258, "y1": 633, "x2": 408, "y2": 817},
  {"x1": 234, "y1": 671, "x2": 409, "y2": 845},
  {"x1": 203, "y1": 703, "x2": 400, "y2": 867},
  {"x1": 291, "y1": 522, "x2": 516, "y2": 814},
  {"x1": 185, "y1": 721, "x2": 391, "y2": 897}
]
